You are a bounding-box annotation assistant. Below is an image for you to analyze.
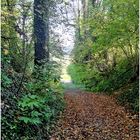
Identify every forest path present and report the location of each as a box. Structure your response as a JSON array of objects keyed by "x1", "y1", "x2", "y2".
[{"x1": 51, "y1": 90, "x2": 139, "y2": 140}]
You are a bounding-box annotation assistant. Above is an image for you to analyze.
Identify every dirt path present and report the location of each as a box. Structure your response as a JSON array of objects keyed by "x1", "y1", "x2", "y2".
[{"x1": 51, "y1": 90, "x2": 139, "y2": 140}]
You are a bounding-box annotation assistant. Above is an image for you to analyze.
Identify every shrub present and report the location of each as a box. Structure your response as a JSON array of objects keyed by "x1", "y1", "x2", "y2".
[
  {"x1": 117, "y1": 81, "x2": 139, "y2": 112},
  {"x1": 1, "y1": 58, "x2": 65, "y2": 139},
  {"x1": 68, "y1": 58, "x2": 139, "y2": 112}
]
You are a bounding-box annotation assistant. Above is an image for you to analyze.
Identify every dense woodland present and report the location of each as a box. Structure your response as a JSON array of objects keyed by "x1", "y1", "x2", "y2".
[
  {"x1": 68, "y1": 0, "x2": 139, "y2": 111},
  {"x1": 1, "y1": 0, "x2": 139, "y2": 139},
  {"x1": 2, "y1": 0, "x2": 65, "y2": 139}
]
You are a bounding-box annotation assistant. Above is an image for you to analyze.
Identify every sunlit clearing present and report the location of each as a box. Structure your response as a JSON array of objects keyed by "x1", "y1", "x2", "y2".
[{"x1": 61, "y1": 57, "x2": 72, "y2": 83}]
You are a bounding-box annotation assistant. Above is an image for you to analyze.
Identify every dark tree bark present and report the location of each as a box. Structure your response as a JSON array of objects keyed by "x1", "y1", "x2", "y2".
[
  {"x1": 91, "y1": 0, "x2": 96, "y2": 6},
  {"x1": 34, "y1": 0, "x2": 49, "y2": 65}
]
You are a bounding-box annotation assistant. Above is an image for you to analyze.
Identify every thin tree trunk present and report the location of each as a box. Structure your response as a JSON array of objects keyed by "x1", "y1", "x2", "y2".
[{"x1": 77, "y1": 0, "x2": 81, "y2": 40}]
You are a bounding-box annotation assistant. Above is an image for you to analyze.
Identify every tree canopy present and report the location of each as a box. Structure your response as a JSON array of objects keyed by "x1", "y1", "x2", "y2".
[{"x1": 1, "y1": 0, "x2": 139, "y2": 139}]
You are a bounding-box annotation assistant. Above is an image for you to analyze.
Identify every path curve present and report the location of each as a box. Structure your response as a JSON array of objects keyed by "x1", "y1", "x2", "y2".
[{"x1": 51, "y1": 90, "x2": 139, "y2": 140}]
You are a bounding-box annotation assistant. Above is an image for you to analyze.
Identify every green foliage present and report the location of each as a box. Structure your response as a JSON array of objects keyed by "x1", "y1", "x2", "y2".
[
  {"x1": 1, "y1": 0, "x2": 65, "y2": 139},
  {"x1": 18, "y1": 91, "x2": 64, "y2": 126},
  {"x1": 16, "y1": 65, "x2": 65, "y2": 139},
  {"x1": 69, "y1": 0, "x2": 138, "y2": 112},
  {"x1": 1, "y1": 57, "x2": 20, "y2": 140},
  {"x1": 68, "y1": 57, "x2": 138, "y2": 89},
  {"x1": 1, "y1": 74, "x2": 12, "y2": 87},
  {"x1": 117, "y1": 81, "x2": 139, "y2": 112},
  {"x1": 2, "y1": 60, "x2": 65, "y2": 139},
  {"x1": 68, "y1": 64, "x2": 86, "y2": 85},
  {"x1": 92, "y1": 59, "x2": 137, "y2": 92}
]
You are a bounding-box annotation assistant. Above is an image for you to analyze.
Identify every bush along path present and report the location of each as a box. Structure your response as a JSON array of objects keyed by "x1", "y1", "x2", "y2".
[{"x1": 50, "y1": 90, "x2": 139, "y2": 140}]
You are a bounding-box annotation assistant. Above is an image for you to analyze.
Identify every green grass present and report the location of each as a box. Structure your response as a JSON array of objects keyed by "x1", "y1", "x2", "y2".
[{"x1": 61, "y1": 82, "x2": 85, "y2": 90}]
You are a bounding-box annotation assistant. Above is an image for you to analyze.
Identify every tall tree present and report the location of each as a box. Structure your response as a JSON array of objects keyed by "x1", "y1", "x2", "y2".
[{"x1": 34, "y1": 0, "x2": 50, "y2": 65}]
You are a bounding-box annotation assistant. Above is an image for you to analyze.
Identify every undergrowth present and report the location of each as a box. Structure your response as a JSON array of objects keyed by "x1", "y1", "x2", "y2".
[
  {"x1": 117, "y1": 81, "x2": 139, "y2": 113},
  {"x1": 68, "y1": 58, "x2": 139, "y2": 112},
  {"x1": 1, "y1": 55, "x2": 65, "y2": 140}
]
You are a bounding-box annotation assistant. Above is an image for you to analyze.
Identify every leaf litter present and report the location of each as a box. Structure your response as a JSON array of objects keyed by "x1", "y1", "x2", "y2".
[{"x1": 50, "y1": 90, "x2": 139, "y2": 140}]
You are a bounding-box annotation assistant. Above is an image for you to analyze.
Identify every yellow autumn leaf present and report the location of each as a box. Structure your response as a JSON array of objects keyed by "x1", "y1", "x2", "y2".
[{"x1": 3, "y1": 49, "x2": 9, "y2": 55}]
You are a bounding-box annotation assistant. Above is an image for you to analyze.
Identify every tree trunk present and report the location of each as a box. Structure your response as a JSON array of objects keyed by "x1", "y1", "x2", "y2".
[
  {"x1": 34, "y1": 0, "x2": 49, "y2": 65},
  {"x1": 82, "y1": 0, "x2": 88, "y2": 39},
  {"x1": 77, "y1": 0, "x2": 81, "y2": 40}
]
